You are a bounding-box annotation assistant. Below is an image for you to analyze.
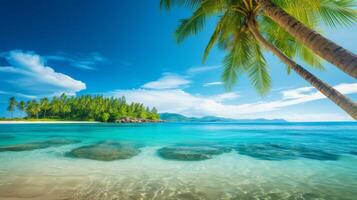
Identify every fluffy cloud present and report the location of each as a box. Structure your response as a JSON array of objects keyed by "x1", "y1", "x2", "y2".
[
  {"x1": 108, "y1": 82, "x2": 357, "y2": 121},
  {"x1": 280, "y1": 83, "x2": 357, "y2": 104},
  {"x1": 186, "y1": 65, "x2": 220, "y2": 75},
  {"x1": 0, "y1": 50, "x2": 86, "y2": 97},
  {"x1": 141, "y1": 74, "x2": 191, "y2": 90},
  {"x1": 203, "y1": 81, "x2": 223, "y2": 87},
  {"x1": 141, "y1": 65, "x2": 220, "y2": 90},
  {"x1": 210, "y1": 92, "x2": 240, "y2": 102}
]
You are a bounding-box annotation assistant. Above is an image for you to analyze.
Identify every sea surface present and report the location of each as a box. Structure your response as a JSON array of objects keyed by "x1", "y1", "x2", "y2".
[{"x1": 0, "y1": 122, "x2": 356, "y2": 200}]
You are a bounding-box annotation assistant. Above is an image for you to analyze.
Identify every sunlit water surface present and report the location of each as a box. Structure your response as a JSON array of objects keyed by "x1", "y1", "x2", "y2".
[{"x1": 0, "y1": 122, "x2": 356, "y2": 200}]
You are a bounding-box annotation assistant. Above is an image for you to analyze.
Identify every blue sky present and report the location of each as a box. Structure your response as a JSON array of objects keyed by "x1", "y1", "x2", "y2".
[{"x1": 0, "y1": 0, "x2": 356, "y2": 121}]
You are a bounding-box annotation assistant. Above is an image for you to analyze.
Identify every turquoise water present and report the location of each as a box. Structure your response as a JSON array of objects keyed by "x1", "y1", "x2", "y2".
[{"x1": 0, "y1": 122, "x2": 356, "y2": 200}]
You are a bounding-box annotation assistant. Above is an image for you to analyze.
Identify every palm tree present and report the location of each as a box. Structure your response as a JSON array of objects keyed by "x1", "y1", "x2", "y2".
[
  {"x1": 161, "y1": 0, "x2": 357, "y2": 78},
  {"x1": 160, "y1": 0, "x2": 357, "y2": 119},
  {"x1": 26, "y1": 100, "x2": 41, "y2": 118},
  {"x1": 50, "y1": 96, "x2": 61, "y2": 117},
  {"x1": 40, "y1": 97, "x2": 50, "y2": 118},
  {"x1": 7, "y1": 97, "x2": 17, "y2": 118},
  {"x1": 17, "y1": 101, "x2": 25, "y2": 112},
  {"x1": 17, "y1": 101, "x2": 25, "y2": 118},
  {"x1": 257, "y1": 0, "x2": 357, "y2": 78}
]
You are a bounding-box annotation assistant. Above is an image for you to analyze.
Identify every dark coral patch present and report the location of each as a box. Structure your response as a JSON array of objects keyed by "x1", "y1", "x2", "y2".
[
  {"x1": 236, "y1": 143, "x2": 298, "y2": 161},
  {"x1": 66, "y1": 141, "x2": 141, "y2": 161},
  {"x1": 158, "y1": 144, "x2": 232, "y2": 161},
  {"x1": 236, "y1": 143, "x2": 339, "y2": 161},
  {"x1": 298, "y1": 147, "x2": 339, "y2": 161},
  {"x1": 0, "y1": 139, "x2": 80, "y2": 152},
  {"x1": 0, "y1": 135, "x2": 15, "y2": 140}
]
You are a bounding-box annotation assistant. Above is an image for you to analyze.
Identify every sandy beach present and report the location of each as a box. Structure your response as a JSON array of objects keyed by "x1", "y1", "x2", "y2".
[{"x1": 0, "y1": 121, "x2": 99, "y2": 124}]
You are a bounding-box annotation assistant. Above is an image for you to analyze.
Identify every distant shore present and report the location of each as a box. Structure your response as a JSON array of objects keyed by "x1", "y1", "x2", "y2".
[{"x1": 0, "y1": 117, "x2": 164, "y2": 124}]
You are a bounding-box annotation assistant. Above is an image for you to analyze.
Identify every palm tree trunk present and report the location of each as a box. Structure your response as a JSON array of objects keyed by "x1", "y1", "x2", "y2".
[
  {"x1": 257, "y1": 0, "x2": 357, "y2": 78},
  {"x1": 247, "y1": 19, "x2": 357, "y2": 120}
]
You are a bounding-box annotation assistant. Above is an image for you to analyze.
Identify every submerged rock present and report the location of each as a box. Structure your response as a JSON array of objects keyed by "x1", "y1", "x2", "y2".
[
  {"x1": 0, "y1": 139, "x2": 80, "y2": 152},
  {"x1": 115, "y1": 117, "x2": 163, "y2": 123},
  {"x1": 236, "y1": 143, "x2": 298, "y2": 161},
  {"x1": 0, "y1": 135, "x2": 15, "y2": 140},
  {"x1": 158, "y1": 145, "x2": 232, "y2": 161},
  {"x1": 297, "y1": 147, "x2": 339, "y2": 161},
  {"x1": 67, "y1": 141, "x2": 141, "y2": 161},
  {"x1": 236, "y1": 143, "x2": 339, "y2": 161}
]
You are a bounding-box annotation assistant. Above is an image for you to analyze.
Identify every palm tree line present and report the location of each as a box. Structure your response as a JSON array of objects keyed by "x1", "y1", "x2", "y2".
[
  {"x1": 160, "y1": 0, "x2": 357, "y2": 119},
  {"x1": 7, "y1": 94, "x2": 160, "y2": 122}
]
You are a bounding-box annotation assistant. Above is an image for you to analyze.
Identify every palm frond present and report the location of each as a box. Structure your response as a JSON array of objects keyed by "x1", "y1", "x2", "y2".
[
  {"x1": 318, "y1": 0, "x2": 357, "y2": 27},
  {"x1": 222, "y1": 31, "x2": 254, "y2": 90},
  {"x1": 260, "y1": 16, "x2": 324, "y2": 73},
  {"x1": 260, "y1": 16, "x2": 297, "y2": 58},
  {"x1": 222, "y1": 53, "x2": 239, "y2": 90},
  {"x1": 160, "y1": 0, "x2": 201, "y2": 10},
  {"x1": 175, "y1": 0, "x2": 226, "y2": 42},
  {"x1": 273, "y1": 0, "x2": 320, "y2": 28},
  {"x1": 273, "y1": 0, "x2": 357, "y2": 28},
  {"x1": 298, "y1": 45, "x2": 324, "y2": 70},
  {"x1": 203, "y1": 12, "x2": 230, "y2": 62},
  {"x1": 247, "y1": 44, "x2": 271, "y2": 95},
  {"x1": 203, "y1": 8, "x2": 245, "y2": 62},
  {"x1": 175, "y1": 9, "x2": 207, "y2": 42}
]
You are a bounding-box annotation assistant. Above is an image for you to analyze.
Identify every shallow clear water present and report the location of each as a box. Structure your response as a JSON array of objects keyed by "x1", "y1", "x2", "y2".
[{"x1": 0, "y1": 122, "x2": 356, "y2": 200}]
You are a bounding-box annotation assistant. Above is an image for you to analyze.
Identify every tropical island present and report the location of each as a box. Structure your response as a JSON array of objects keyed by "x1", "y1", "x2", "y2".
[{"x1": 3, "y1": 94, "x2": 161, "y2": 123}]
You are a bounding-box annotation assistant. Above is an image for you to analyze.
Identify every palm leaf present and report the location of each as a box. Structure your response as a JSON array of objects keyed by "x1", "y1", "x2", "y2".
[
  {"x1": 203, "y1": 8, "x2": 244, "y2": 61},
  {"x1": 318, "y1": 0, "x2": 357, "y2": 27},
  {"x1": 175, "y1": 9, "x2": 207, "y2": 42},
  {"x1": 247, "y1": 44, "x2": 271, "y2": 95},
  {"x1": 175, "y1": 0, "x2": 225, "y2": 42},
  {"x1": 160, "y1": 0, "x2": 201, "y2": 10},
  {"x1": 298, "y1": 45, "x2": 324, "y2": 70},
  {"x1": 222, "y1": 31, "x2": 254, "y2": 90}
]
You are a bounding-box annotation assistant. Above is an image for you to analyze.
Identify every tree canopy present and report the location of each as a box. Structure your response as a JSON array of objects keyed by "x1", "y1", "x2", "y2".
[
  {"x1": 8, "y1": 94, "x2": 160, "y2": 122},
  {"x1": 160, "y1": 0, "x2": 356, "y2": 94}
]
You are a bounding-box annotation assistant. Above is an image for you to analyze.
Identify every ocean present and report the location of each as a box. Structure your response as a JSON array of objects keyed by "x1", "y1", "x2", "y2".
[{"x1": 0, "y1": 122, "x2": 356, "y2": 199}]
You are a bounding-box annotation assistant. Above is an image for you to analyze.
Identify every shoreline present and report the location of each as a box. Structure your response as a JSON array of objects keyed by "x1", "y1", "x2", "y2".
[{"x1": 0, "y1": 120, "x2": 100, "y2": 124}]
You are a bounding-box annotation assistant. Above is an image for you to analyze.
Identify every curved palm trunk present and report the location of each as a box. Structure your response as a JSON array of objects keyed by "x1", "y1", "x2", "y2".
[
  {"x1": 257, "y1": 0, "x2": 357, "y2": 78},
  {"x1": 247, "y1": 20, "x2": 357, "y2": 120}
]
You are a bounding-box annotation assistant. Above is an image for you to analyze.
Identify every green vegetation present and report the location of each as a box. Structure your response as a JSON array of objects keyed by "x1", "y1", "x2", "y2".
[
  {"x1": 6, "y1": 94, "x2": 160, "y2": 122},
  {"x1": 160, "y1": 0, "x2": 357, "y2": 119},
  {"x1": 6, "y1": 97, "x2": 17, "y2": 118}
]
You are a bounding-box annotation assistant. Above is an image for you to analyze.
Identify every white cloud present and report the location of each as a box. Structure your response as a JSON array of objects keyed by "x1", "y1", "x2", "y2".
[
  {"x1": 0, "y1": 50, "x2": 86, "y2": 97},
  {"x1": 45, "y1": 52, "x2": 108, "y2": 70},
  {"x1": 0, "y1": 90, "x2": 37, "y2": 99},
  {"x1": 203, "y1": 81, "x2": 223, "y2": 87},
  {"x1": 144, "y1": 65, "x2": 220, "y2": 91},
  {"x1": 108, "y1": 82, "x2": 357, "y2": 122},
  {"x1": 282, "y1": 86, "x2": 314, "y2": 99},
  {"x1": 141, "y1": 74, "x2": 191, "y2": 90},
  {"x1": 186, "y1": 66, "x2": 220, "y2": 75},
  {"x1": 210, "y1": 92, "x2": 240, "y2": 102},
  {"x1": 280, "y1": 83, "x2": 357, "y2": 104}
]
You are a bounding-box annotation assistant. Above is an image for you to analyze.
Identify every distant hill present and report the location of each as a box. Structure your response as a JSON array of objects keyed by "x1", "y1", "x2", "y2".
[{"x1": 159, "y1": 113, "x2": 286, "y2": 123}]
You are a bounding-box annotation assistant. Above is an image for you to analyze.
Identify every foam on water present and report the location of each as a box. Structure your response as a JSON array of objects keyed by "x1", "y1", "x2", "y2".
[{"x1": 0, "y1": 122, "x2": 356, "y2": 200}]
